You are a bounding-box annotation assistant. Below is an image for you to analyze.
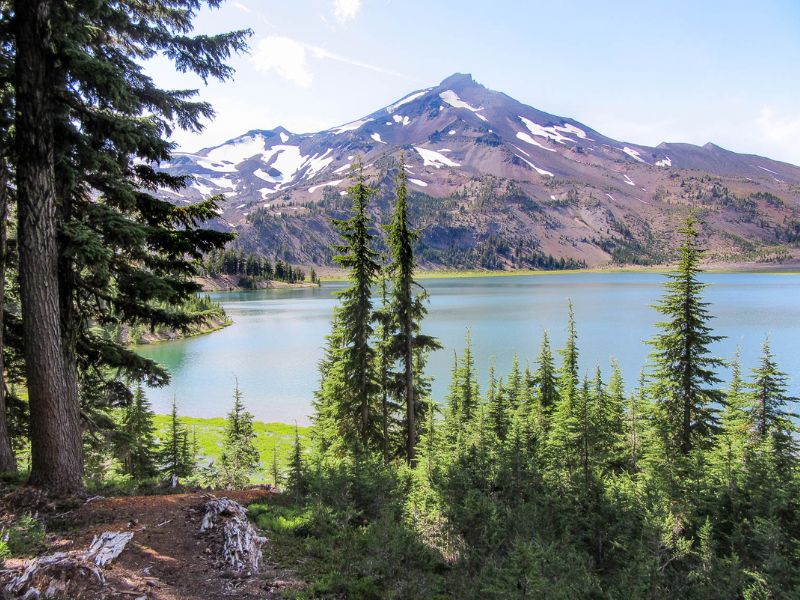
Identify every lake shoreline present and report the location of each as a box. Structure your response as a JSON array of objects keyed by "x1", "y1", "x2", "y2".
[{"x1": 318, "y1": 261, "x2": 800, "y2": 282}]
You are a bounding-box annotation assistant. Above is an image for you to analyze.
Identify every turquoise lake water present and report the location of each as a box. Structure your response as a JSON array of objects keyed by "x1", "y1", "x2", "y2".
[{"x1": 136, "y1": 273, "x2": 800, "y2": 424}]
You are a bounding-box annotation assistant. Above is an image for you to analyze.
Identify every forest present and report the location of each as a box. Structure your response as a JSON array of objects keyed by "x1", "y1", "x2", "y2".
[{"x1": 0, "y1": 1, "x2": 797, "y2": 599}]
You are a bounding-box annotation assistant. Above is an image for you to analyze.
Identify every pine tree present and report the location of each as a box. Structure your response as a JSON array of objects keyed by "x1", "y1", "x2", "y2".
[
  {"x1": 385, "y1": 156, "x2": 440, "y2": 463},
  {"x1": 158, "y1": 397, "x2": 191, "y2": 484},
  {"x1": 12, "y1": 0, "x2": 247, "y2": 493},
  {"x1": 547, "y1": 304, "x2": 582, "y2": 474},
  {"x1": 486, "y1": 360, "x2": 509, "y2": 442},
  {"x1": 287, "y1": 426, "x2": 306, "y2": 503},
  {"x1": 596, "y1": 360, "x2": 626, "y2": 470},
  {"x1": 647, "y1": 214, "x2": 724, "y2": 455},
  {"x1": 270, "y1": 443, "x2": 283, "y2": 488},
  {"x1": 119, "y1": 382, "x2": 157, "y2": 480},
  {"x1": 532, "y1": 331, "x2": 558, "y2": 428},
  {"x1": 215, "y1": 382, "x2": 260, "y2": 489},
  {"x1": 330, "y1": 157, "x2": 382, "y2": 451},
  {"x1": 746, "y1": 338, "x2": 797, "y2": 461},
  {"x1": 312, "y1": 311, "x2": 350, "y2": 455}
]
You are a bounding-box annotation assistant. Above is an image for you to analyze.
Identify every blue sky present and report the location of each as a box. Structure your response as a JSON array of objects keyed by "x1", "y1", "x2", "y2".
[{"x1": 145, "y1": 0, "x2": 800, "y2": 165}]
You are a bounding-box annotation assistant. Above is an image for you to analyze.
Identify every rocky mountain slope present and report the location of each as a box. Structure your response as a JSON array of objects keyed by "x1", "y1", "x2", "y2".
[{"x1": 160, "y1": 73, "x2": 800, "y2": 269}]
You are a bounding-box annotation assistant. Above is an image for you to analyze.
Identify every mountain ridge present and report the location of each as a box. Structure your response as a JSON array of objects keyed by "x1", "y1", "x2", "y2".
[{"x1": 160, "y1": 73, "x2": 800, "y2": 269}]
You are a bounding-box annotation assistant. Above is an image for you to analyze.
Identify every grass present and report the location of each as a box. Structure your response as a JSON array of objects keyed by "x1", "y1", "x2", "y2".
[
  {"x1": 152, "y1": 415, "x2": 310, "y2": 483},
  {"x1": 319, "y1": 264, "x2": 800, "y2": 282}
]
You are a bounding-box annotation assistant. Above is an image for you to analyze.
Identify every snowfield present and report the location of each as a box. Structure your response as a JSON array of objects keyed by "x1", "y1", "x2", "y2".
[{"x1": 414, "y1": 146, "x2": 461, "y2": 169}]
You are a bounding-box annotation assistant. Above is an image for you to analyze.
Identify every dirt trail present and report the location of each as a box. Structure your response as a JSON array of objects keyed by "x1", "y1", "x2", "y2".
[{"x1": 2, "y1": 489, "x2": 302, "y2": 600}]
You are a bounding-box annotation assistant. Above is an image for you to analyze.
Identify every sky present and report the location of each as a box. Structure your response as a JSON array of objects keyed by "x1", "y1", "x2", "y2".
[{"x1": 145, "y1": 0, "x2": 800, "y2": 165}]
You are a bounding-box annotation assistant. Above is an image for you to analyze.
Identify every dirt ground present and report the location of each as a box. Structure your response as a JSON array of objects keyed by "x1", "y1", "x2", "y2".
[{"x1": 1, "y1": 489, "x2": 303, "y2": 600}]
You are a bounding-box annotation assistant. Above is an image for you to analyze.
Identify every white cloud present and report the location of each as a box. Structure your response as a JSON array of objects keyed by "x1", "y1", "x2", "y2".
[
  {"x1": 755, "y1": 106, "x2": 800, "y2": 165},
  {"x1": 757, "y1": 106, "x2": 800, "y2": 143},
  {"x1": 251, "y1": 37, "x2": 313, "y2": 87},
  {"x1": 251, "y1": 35, "x2": 416, "y2": 87},
  {"x1": 332, "y1": 0, "x2": 362, "y2": 23},
  {"x1": 233, "y1": 2, "x2": 251, "y2": 12}
]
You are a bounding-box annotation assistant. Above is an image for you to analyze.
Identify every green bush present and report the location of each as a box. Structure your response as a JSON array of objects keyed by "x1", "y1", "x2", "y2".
[{"x1": 5, "y1": 515, "x2": 46, "y2": 557}]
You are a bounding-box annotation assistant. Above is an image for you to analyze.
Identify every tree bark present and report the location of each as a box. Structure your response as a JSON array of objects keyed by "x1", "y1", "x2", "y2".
[
  {"x1": 15, "y1": 0, "x2": 84, "y2": 494},
  {"x1": 0, "y1": 168, "x2": 18, "y2": 472},
  {"x1": 404, "y1": 277, "x2": 416, "y2": 465}
]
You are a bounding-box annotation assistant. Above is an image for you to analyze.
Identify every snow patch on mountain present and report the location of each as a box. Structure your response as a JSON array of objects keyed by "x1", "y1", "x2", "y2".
[
  {"x1": 516, "y1": 131, "x2": 557, "y2": 152},
  {"x1": 415, "y1": 146, "x2": 461, "y2": 169},
  {"x1": 440, "y1": 90, "x2": 484, "y2": 114},
  {"x1": 333, "y1": 163, "x2": 351, "y2": 174},
  {"x1": 386, "y1": 89, "x2": 431, "y2": 113},
  {"x1": 279, "y1": 132, "x2": 289, "y2": 143},
  {"x1": 392, "y1": 114, "x2": 411, "y2": 126},
  {"x1": 655, "y1": 156, "x2": 672, "y2": 167},
  {"x1": 370, "y1": 133, "x2": 385, "y2": 144},
  {"x1": 623, "y1": 174, "x2": 635, "y2": 186},
  {"x1": 196, "y1": 159, "x2": 237, "y2": 172},
  {"x1": 204, "y1": 135, "x2": 269, "y2": 164},
  {"x1": 308, "y1": 179, "x2": 345, "y2": 193},
  {"x1": 515, "y1": 155, "x2": 554, "y2": 177},
  {"x1": 409, "y1": 178, "x2": 428, "y2": 187},
  {"x1": 329, "y1": 118, "x2": 373, "y2": 134},
  {"x1": 191, "y1": 181, "x2": 214, "y2": 196},
  {"x1": 622, "y1": 147, "x2": 646, "y2": 163},
  {"x1": 207, "y1": 175, "x2": 234, "y2": 189},
  {"x1": 519, "y1": 117, "x2": 575, "y2": 144}
]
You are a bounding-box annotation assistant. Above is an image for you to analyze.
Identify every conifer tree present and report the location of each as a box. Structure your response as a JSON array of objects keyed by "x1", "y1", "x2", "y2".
[
  {"x1": 532, "y1": 331, "x2": 558, "y2": 427},
  {"x1": 158, "y1": 397, "x2": 191, "y2": 484},
  {"x1": 647, "y1": 214, "x2": 724, "y2": 455},
  {"x1": 746, "y1": 338, "x2": 797, "y2": 460},
  {"x1": 709, "y1": 351, "x2": 749, "y2": 522},
  {"x1": 215, "y1": 382, "x2": 260, "y2": 489},
  {"x1": 373, "y1": 276, "x2": 398, "y2": 462},
  {"x1": 596, "y1": 360, "x2": 626, "y2": 470},
  {"x1": 385, "y1": 157, "x2": 440, "y2": 463},
  {"x1": 287, "y1": 426, "x2": 306, "y2": 503},
  {"x1": 312, "y1": 311, "x2": 350, "y2": 454},
  {"x1": 547, "y1": 305, "x2": 582, "y2": 475},
  {"x1": 331, "y1": 158, "x2": 381, "y2": 450},
  {"x1": 119, "y1": 382, "x2": 157, "y2": 480},
  {"x1": 486, "y1": 361, "x2": 509, "y2": 442},
  {"x1": 270, "y1": 443, "x2": 283, "y2": 488},
  {"x1": 12, "y1": 0, "x2": 247, "y2": 492}
]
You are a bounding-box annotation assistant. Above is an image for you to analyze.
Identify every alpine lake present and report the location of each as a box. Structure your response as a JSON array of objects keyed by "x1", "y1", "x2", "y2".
[{"x1": 136, "y1": 272, "x2": 800, "y2": 424}]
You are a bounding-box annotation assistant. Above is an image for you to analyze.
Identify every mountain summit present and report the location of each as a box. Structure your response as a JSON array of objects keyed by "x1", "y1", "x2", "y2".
[{"x1": 162, "y1": 74, "x2": 800, "y2": 269}]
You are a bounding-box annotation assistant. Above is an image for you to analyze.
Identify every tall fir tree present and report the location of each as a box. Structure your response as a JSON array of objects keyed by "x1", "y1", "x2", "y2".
[
  {"x1": 12, "y1": 0, "x2": 247, "y2": 492},
  {"x1": 330, "y1": 157, "x2": 381, "y2": 451},
  {"x1": 385, "y1": 156, "x2": 440, "y2": 463},
  {"x1": 647, "y1": 214, "x2": 724, "y2": 456},
  {"x1": 547, "y1": 303, "x2": 582, "y2": 475}
]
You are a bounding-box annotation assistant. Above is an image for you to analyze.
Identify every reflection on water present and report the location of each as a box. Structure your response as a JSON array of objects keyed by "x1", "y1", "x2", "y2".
[{"x1": 136, "y1": 273, "x2": 800, "y2": 424}]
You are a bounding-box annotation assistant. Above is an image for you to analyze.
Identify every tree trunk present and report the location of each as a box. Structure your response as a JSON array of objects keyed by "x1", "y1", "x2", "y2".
[
  {"x1": 404, "y1": 278, "x2": 415, "y2": 465},
  {"x1": 15, "y1": 0, "x2": 84, "y2": 494},
  {"x1": 0, "y1": 169, "x2": 17, "y2": 472}
]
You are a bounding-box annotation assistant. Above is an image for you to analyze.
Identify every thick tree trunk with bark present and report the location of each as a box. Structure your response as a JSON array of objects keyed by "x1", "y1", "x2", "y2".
[
  {"x1": 0, "y1": 169, "x2": 18, "y2": 472},
  {"x1": 15, "y1": 0, "x2": 84, "y2": 494}
]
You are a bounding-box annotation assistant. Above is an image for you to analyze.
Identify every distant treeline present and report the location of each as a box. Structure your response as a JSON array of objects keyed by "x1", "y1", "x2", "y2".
[{"x1": 202, "y1": 248, "x2": 315, "y2": 285}]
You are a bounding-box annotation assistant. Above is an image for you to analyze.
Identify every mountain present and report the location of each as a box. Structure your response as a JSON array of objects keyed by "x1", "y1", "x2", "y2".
[{"x1": 160, "y1": 73, "x2": 800, "y2": 269}]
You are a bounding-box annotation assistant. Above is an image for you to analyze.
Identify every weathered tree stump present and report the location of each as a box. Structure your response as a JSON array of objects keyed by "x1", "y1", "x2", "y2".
[{"x1": 199, "y1": 497, "x2": 267, "y2": 575}]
